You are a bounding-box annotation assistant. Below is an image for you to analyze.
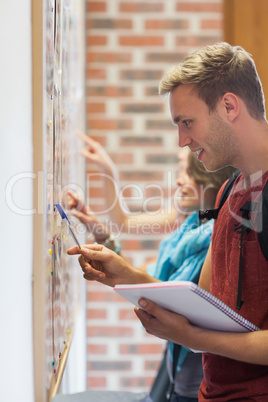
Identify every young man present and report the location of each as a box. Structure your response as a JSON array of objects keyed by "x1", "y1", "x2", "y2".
[{"x1": 68, "y1": 43, "x2": 268, "y2": 400}]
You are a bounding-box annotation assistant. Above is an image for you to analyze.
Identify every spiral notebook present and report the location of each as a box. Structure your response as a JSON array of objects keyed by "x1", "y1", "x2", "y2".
[{"x1": 114, "y1": 281, "x2": 260, "y2": 333}]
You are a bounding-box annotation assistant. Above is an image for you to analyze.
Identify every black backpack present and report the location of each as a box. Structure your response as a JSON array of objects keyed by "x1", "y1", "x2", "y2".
[{"x1": 199, "y1": 170, "x2": 268, "y2": 309}]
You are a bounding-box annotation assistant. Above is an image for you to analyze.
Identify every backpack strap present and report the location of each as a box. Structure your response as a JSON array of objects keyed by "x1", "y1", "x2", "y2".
[
  {"x1": 165, "y1": 344, "x2": 181, "y2": 401},
  {"x1": 257, "y1": 180, "x2": 268, "y2": 261},
  {"x1": 199, "y1": 170, "x2": 241, "y2": 221},
  {"x1": 199, "y1": 171, "x2": 268, "y2": 311},
  {"x1": 233, "y1": 201, "x2": 255, "y2": 309}
]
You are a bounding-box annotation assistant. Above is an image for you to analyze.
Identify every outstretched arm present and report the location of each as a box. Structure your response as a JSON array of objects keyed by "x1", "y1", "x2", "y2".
[
  {"x1": 77, "y1": 130, "x2": 180, "y2": 233},
  {"x1": 77, "y1": 130, "x2": 129, "y2": 227},
  {"x1": 134, "y1": 299, "x2": 268, "y2": 365}
]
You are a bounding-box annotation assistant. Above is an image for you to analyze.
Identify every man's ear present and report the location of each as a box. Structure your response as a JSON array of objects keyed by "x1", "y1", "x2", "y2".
[{"x1": 221, "y1": 93, "x2": 239, "y2": 121}]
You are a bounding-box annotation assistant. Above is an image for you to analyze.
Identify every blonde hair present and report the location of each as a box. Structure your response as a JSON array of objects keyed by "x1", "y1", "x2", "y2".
[
  {"x1": 187, "y1": 151, "x2": 236, "y2": 209},
  {"x1": 159, "y1": 42, "x2": 265, "y2": 120}
]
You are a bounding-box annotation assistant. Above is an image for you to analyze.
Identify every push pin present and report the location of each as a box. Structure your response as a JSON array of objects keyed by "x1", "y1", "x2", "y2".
[{"x1": 49, "y1": 249, "x2": 53, "y2": 255}]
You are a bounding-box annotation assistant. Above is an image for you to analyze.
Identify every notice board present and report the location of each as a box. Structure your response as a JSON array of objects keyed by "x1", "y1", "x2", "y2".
[{"x1": 32, "y1": 0, "x2": 85, "y2": 400}]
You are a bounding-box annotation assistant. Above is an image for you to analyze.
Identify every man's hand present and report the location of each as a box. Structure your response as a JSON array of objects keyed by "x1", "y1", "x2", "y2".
[
  {"x1": 67, "y1": 243, "x2": 149, "y2": 287},
  {"x1": 134, "y1": 298, "x2": 196, "y2": 347}
]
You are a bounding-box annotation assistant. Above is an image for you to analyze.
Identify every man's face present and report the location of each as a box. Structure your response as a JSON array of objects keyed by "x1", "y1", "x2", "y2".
[{"x1": 169, "y1": 84, "x2": 234, "y2": 172}]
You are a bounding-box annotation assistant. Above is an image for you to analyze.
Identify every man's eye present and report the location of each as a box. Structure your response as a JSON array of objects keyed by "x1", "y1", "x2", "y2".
[{"x1": 183, "y1": 120, "x2": 191, "y2": 127}]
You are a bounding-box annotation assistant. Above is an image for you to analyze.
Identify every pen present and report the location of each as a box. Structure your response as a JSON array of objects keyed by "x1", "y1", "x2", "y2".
[{"x1": 54, "y1": 203, "x2": 81, "y2": 249}]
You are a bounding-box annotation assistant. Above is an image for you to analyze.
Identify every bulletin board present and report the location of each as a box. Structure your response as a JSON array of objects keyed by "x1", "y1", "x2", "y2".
[{"x1": 32, "y1": 0, "x2": 85, "y2": 400}]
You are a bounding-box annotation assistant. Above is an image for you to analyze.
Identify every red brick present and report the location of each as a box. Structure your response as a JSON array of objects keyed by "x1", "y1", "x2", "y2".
[
  {"x1": 118, "y1": 185, "x2": 133, "y2": 198},
  {"x1": 87, "y1": 86, "x2": 133, "y2": 97},
  {"x1": 120, "y1": 170, "x2": 164, "y2": 181},
  {"x1": 86, "y1": 51, "x2": 132, "y2": 63},
  {"x1": 88, "y1": 360, "x2": 132, "y2": 371},
  {"x1": 87, "y1": 377, "x2": 107, "y2": 388},
  {"x1": 120, "y1": 376, "x2": 152, "y2": 387},
  {"x1": 87, "y1": 326, "x2": 134, "y2": 337},
  {"x1": 86, "y1": 1, "x2": 107, "y2": 13},
  {"x1": 109, "y1": 152, "x2": 134, "y2": 164},
  {"x1": 87, "y1": 118, "x2": 132, "y2": 131},
  {"x1": 146, "y1": 119, "x2": 175, "y2": 130},
  {"x1": 120, "y1": 344, "x2": 164, "y2": 354},
  {"x1": 145, "y1": 52, "x2": 186, "y2": 64},
  {"x1": 86, "y1": 35, "x2": 107, "y2": 46},
  {"x1": 119, "y1": 36, "x2": 164, "y2": 47},
  {"x1": 176, "y1": 2, "x2": 222, "y2": 12},
  {"x1": 87, "y1": 19, "x2": 132, "y2": 30},
  {"x1": 120, "y1": 69, "x2": 163, "y2": 81},
  {"x1": 175, "y1": 35, "x2": 222, "y2": 47},
  {"x1": 85, "y1": 169, "x2": 106, "y2": 181},
  {"x1": 87, "y1": 309, "x2": 107, "y2": 319},
  {"x1": 146, "y1": 153, "x2": 178, "y2": 164},
  {"x1": 120, "y1": 135, "x2": 163, "y2": 146},
  {"x1": 201, "y1": 19, "x2": 223, "y2": 30},
  {"x1": 87, "y1": 290, "x2": 125, "y2": 302},
  {"x1": 144, "y1": 86, "x2": 159, "y2": 97},
  {"x1": 88, "y1": 186, "x2": 104, "y2": 198},
  {"x1": 86, "y1": 103, "x2": 106, "y2": 114},
  {"x1": 145, "y1": 20, "x2": 189, "y2": 30},
  {"x1": 120, "y1": 103, "x2": 164, "y2": 114},
  {"x1": 119, "y1": 2, "x2": 164, "y2": 13},
  {"x1": 86, "y1": 68, "x2": 107, "y2": 80},
  {"x1": 88, "y1": 136, "x2": 107, "y2": 145},
  {"x1": 87, "y1": 344, "x2": 108, "y2": 354}
]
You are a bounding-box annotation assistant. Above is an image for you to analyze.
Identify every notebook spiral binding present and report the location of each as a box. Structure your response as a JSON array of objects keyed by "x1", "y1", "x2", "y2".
[{"x1": 193, "y1": 285, "x2": 261, "y2": 332}]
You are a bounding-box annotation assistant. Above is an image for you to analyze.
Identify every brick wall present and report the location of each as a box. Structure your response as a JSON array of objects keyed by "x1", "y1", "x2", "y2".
[{"x1": 85, "y1": 0, "x2": 223, "y2": 393}]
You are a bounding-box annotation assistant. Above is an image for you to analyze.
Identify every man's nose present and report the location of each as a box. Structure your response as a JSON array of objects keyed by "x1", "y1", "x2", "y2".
[{"x1": 178, "y1": 130, "x2": 192, "y2": 148}]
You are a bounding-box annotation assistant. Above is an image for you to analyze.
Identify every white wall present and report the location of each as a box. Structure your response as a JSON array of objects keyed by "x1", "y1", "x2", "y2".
[
  {"x1": 0, "y1": 1, "x2": 34, "y2": 401},
  {"x1": 0, "y1": 1, "x2": 87, "y2": 400}
]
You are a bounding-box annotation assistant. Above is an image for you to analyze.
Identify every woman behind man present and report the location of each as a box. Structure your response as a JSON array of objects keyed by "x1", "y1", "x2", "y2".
[{"x1": 68, "y1": 137, "x2": 235, "y2": 401}]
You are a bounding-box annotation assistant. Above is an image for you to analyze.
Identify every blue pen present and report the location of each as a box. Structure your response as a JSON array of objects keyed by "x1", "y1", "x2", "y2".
[{"x1": 54, "y1": 203, "x2": 81, "y2": 248}]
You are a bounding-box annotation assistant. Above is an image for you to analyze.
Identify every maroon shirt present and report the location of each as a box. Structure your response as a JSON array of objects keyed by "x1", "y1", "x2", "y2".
[{"x1": 199, "y1": 172, "x2": 268, "y2": 400}]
